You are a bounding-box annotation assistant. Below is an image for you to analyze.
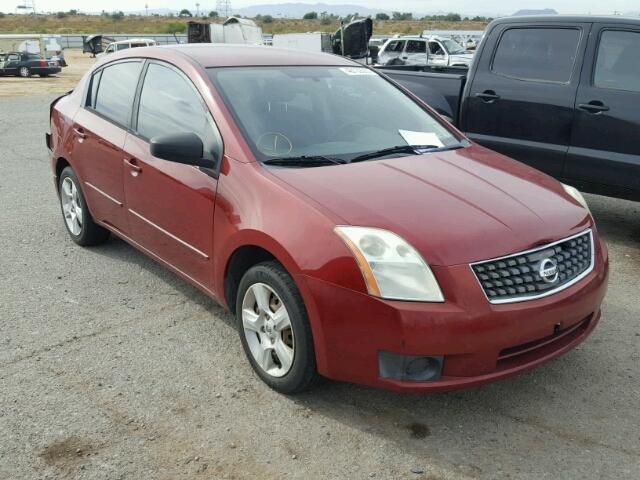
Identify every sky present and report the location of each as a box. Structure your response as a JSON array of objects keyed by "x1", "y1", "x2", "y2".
[{"x1": 1, "y1": 0, "x2": 638, "y2": 16}]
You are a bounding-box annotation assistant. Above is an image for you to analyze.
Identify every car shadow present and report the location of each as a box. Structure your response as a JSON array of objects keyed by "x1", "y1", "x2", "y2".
[
  {"x1": 75, "y1": 195, "x2": 636, "y2": 476},
  {"x1": 586, "y1": 193, "x2": 640, "y2": 250},
  {"x1": 86, "y1": 234, "x2": 233, "y2": 328}
]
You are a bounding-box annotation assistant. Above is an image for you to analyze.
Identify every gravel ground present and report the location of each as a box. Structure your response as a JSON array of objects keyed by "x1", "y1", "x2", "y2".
[{"x1": 1, "y1": 94, "x2": 639, "y2": 480}]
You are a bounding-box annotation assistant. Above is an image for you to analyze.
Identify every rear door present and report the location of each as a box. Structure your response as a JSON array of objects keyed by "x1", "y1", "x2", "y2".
[
  {"x1": 71, "y1": 60, "x2": 143, "y2": 233},
  {"x1": 462, "y1": 23, "x2": 590, "y2": 176},
  {"x1": 566, "y1": 25, "x2": 640, "y2": 199},
  {"x1": 123, "y1": 61, "x2": 222, "y2": 290},
  {"x1": 403, "y1": 40, "x2": 428, "y2": 66},
  {"x1": 427, "y1": 41, "x2": 448, "y2": 66},
  {"x1": 2, "y1": 53, "x2": 22, "y2": 75}
]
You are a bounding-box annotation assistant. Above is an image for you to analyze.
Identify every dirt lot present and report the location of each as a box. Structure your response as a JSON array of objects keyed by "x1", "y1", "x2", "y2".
[
  {"x1": 1, "y1": 89, "x2": 639, "y2": 479},
  {"x1": 0, "y1": 49, "x2": 95, "y2": 97}
]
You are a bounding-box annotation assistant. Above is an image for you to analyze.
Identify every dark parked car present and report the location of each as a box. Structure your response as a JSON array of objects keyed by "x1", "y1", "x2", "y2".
[
  {"x1": 47, "y1": 45, "x2": 607, "y2": 394},
  {"x1": 378, "y1": 16, "x2": 640, "y2": 202},
  {"x1": 0, "y1": 52, "x2": 61, "y2": 77}
]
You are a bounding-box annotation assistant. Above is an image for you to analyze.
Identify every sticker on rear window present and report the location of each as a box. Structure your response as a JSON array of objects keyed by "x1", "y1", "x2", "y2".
[{"x1": 339, "y1": 67, "x2": 376, "y2": 76}]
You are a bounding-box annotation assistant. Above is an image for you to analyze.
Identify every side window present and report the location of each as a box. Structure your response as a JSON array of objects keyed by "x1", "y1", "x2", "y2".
[
  {"x1": 93, "y1": 61, "x2": 142, "y2": 126},
  {"x1": 594, "y1": 30, "x2": 640, "y2": 93},
  {"x1": 386, "y1": 40, "x2": 405, "y2": 53},
  {"x1": 492, "y1": 28, "x2": 581, "y2": 83},
  {"x1": 136, "y1": 63, "x2": 221, "y2": 161},
  {"x1": 406, "y1": 40, "x2": 426, "y2": 54},
  {"x1": 117, "y1": 43, "x2": 130, "y2": 51},
  {"x1": 429, "y1": 42, "x2": 444, "y2": 55}
]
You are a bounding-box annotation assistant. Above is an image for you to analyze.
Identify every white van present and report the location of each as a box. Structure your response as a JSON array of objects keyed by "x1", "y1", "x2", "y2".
[{"x1": 99, "y1": 38, "x2": 157, "y2": 56}]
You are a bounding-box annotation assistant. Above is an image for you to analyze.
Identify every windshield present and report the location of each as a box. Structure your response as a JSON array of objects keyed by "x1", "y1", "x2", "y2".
[
  {"x1": 441, "y1": 39, "x2": 467, "y2": 55},
  {"x1": 208, "y1": 66, "x2": 459, "y2": 163}
]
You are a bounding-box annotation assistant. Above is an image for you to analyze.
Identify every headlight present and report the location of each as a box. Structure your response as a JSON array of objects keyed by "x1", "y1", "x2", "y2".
[
  {"x1": 562, "y1": 183, "x2": 590, "y2": 213},
  {"x1": 334, "y1": 226, "x2": 444, "y2": 302}
]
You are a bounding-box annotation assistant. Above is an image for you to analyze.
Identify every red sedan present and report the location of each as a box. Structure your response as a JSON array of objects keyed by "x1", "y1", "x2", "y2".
[{"x1": 47, "y1": 45, "x2": 609, "y2": 393}]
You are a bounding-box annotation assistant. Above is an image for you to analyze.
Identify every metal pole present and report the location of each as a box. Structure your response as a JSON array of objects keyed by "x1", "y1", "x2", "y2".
[{"x1": 340, "y1": 20, "x2": 345, "y2": 56}]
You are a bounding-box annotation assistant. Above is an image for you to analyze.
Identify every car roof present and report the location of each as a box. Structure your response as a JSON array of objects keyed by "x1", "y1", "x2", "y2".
[
  {"x1": 159, "y1": 44, "x2": 358, "y2": 68},
  {"x1": 111, "y1": 38, "x2": 156, "y2": 45},
  {"x1": 491, "y1": 14, "x2": 640, "y2": 26}
]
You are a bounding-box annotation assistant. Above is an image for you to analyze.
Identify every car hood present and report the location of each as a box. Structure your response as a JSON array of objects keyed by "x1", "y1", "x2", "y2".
[{"x1": 267, "y1": 145, "x2": 591, "y2": 266}]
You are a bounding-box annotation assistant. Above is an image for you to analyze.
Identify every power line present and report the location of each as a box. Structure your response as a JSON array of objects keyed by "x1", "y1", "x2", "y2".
[{"x1": 216, "y1": 0, "x2": 232, "y2": 18}]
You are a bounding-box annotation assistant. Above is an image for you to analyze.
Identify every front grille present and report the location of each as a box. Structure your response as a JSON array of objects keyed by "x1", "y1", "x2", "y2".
[{"x1": 471, "y1": 230, "x2": 593, "y2": 304}]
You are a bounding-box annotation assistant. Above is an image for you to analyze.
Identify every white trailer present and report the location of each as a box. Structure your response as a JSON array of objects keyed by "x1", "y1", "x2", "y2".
[
  {"x1": 188, "y1": 17, "x2": 263, "y2": 45},
  {"x1": 271, "y1": 33, "x2": 332, "y2": 53}
]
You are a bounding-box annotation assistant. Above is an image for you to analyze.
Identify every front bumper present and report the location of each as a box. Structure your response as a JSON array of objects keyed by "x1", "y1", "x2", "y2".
[{"x1": 297, "y1": 236, "x2": 609, "y2": 392}]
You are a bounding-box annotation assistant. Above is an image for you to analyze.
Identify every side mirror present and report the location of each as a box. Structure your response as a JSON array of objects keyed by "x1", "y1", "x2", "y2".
[{"x1": 150, "y1": 132, "x2": 215, "y2": 169}]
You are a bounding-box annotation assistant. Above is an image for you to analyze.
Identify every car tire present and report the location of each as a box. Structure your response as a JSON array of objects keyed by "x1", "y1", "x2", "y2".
[
  {"x1": 58, "y1": 166, "x2": 110, "y2": 246},
  {"x1": 18, "y1": 66, "x2": 31, "y2": 78},
  {"x1": 236, "y1": 261, "x2": 319, "y2": 394}
]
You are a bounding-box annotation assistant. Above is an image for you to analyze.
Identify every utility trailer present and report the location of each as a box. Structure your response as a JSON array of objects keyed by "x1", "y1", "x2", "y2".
[{"x1": 187, "y1": 17, "x2": 263, "y2": 45}]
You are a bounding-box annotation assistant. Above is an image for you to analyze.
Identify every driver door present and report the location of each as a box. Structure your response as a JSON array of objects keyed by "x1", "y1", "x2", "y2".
[
  {"x1": 123, "y1": 61, "x2": 222, "y2": 290},
  {"x1": 428, "y1": 41, "x2": 448, "y2": 66}
]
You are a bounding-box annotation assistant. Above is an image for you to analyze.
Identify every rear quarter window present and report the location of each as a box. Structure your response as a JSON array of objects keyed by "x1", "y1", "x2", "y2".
[{"x1": 491, "y1": 28, "x2": 581, "y2": 83}]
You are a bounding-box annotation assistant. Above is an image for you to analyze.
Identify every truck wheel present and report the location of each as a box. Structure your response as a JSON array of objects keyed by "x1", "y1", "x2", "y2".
[
  {"x1": 58, "y1": 166, "x2": 110, "y2": 246},
  {"x1": 236, "y1": 261, "x2": 319, "y2": 394},
  {"x1": 18, "y1": 66, "x2": 31, "y2": 78}
]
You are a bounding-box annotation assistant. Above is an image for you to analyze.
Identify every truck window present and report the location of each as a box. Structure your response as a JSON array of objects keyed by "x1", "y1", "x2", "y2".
[
  {"x1": 492, "y1": 28, "x2": 581, "y2": 83},
  {"x1": 405, "y1": 40, "x2": 426, "y2": 53},
  {"x1": 386, "y1": 40, "x2": 405, "y2": 53},
  {"x1": 429, "y1": 42, "x2": 444, "y2": 55},
  {"x1": 594, "y1": 30, "x2": 640, "y2": 93}
]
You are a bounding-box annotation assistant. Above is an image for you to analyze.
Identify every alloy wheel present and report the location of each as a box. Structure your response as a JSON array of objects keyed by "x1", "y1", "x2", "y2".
[
  {"x1": 19, "y1": 67, "x2": 30, "y2": 77},
  {"x1": 60, "y1": 177, "x2": 83, "y2": 236},
  {"x1": 241, "y1": 282, "x2": 295, "y2": 377}
]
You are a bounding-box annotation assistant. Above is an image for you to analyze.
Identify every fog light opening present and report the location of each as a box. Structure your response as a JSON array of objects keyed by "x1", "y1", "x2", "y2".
[{"x1": 378, "y1": 351, "x2": 443, "y2": 382}]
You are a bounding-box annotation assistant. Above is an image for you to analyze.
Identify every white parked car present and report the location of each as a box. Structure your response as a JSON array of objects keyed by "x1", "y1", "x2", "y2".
[
  {"x1": 378, "y1": 36, "x2": 473, "y2": 67},
  {"x1": 98, "y1": 38, "x2": 157, "y2": 57}
]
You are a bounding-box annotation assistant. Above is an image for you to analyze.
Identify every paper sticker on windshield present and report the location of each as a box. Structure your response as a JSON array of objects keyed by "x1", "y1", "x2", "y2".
[
  {"x1": 339, "y1": 67, "x2": 375, "y2": 76},
  {"x1": 398, "y1": 130, "x2": 444, "y2": 148}
]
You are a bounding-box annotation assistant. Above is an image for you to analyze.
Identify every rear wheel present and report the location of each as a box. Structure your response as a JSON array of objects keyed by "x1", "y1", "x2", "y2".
[
  {"x1": 236, "y1": 261, "x2": 319, "y2": 394},
  {"x1": 18, "y1": 66, "x2": 30, "y2": 78},
  {"x1": 58, "y1": 166, "x2": 110, "y2": 246}
]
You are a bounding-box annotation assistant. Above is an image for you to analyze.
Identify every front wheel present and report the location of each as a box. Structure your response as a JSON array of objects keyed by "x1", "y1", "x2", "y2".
[
  {"x1": 18, "y1": 66, "x2": 31, "y2": 78},
  {"x1": 236, "y1": 261, "x2": 319, "y2": 394}
]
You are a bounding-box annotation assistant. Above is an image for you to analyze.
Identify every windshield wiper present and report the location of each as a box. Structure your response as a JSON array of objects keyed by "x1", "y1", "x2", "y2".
[
  {"x1": 263, "y1": 156, "x2": 346, "y2": 167},
  {"x1": 349, "y1": 145, "x2": 440, "y2": 163}
]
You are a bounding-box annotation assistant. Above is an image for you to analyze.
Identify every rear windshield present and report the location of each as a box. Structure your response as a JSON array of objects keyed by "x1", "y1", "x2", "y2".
[{"x1": 208, "y1": 66, "x2": 458, "y2": 162}]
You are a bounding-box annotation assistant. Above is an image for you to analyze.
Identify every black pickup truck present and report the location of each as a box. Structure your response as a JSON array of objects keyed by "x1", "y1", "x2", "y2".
[{"x1": 378, "y1": 16, "x2": 640, "y2": 202}]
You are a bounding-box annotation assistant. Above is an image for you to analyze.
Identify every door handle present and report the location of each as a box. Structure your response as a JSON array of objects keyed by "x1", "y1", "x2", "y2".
[
  {"x1": 578, "y1": 101, "x2": 609, "y2": 114},
  {"x1": 73, "y1": 127, "x2": 86, "y2": 139},
  {"x1": 475, "y1": 91, "x2": 501, "y2": 102},
  {"x1": 124, "y1": 158, "x2": 142, "y2": 176}
]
